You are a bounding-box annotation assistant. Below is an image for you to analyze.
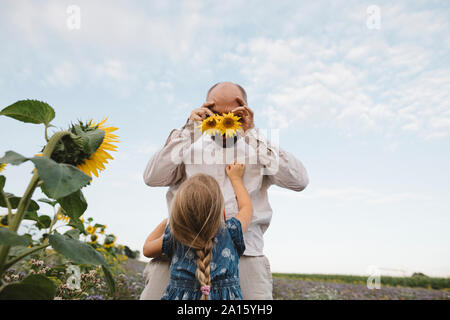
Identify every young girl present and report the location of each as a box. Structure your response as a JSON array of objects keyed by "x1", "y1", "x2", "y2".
[{"x1": 143, "y1": 161, "x2": 253, "y2": 300}]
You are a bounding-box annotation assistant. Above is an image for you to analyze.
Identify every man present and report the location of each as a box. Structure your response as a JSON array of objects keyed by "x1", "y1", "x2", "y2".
[{"x1": 140, "y1": 81, "x2": 309, "y2": 299}]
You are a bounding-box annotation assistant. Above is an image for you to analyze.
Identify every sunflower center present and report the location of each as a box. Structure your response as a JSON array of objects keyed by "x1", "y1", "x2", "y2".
[
  {"x1": 206, "y1": 119, "x2": 216, "y2": 128},
  {"x1": 223, "y1": 118, "x2": 235, "y2": 128}
]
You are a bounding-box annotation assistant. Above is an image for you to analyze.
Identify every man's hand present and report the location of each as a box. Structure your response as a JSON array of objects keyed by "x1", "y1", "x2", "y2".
[
  {"x1": 232, "y1": 96, "x2": 255, "y2": 133},
  {"x1": 189, "y1": 101, "x2": 216, "y2": 122}
]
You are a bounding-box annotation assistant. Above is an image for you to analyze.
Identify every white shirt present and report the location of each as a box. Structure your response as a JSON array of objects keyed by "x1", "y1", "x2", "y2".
[{"x1": 143, "y1": 118, "x2": 309, "y2": 256}]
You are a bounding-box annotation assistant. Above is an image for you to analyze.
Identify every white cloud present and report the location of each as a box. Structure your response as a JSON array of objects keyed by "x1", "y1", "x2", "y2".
[
  {"x1": 222, "y1": 15, "x2": 450, "y2": 140},
  {"x1": 93, "y1": 59, "x2": 129, "y2": 82},
  {"x1": 42, "y1": 61, "x2": 79, "y2": 87}
]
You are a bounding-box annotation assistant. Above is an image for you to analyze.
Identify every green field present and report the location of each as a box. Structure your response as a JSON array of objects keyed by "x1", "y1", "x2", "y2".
[{"x1": 272, "y1": 273, "x2": 450, "y2": 290}]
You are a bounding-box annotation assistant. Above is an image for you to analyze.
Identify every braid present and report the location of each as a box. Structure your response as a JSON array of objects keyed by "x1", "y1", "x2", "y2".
[{"x1": 195, "y1": 239, "x2": 214, "y2": 300}]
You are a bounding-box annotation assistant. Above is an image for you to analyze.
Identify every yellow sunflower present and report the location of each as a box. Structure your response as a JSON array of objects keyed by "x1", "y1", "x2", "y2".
[
  {"x1": 0, "y1": 163, "x2": 6, "y2": 173},
  {"x1": 197, "y1": 115, "x2": 222, "y2": 136},
  {"x1": 86, "y1": 225, "x2": 97, "y2": 235},
  {"x1": 0, "y1": 215, "x2": 8, "y2": 228},
  {"x1": 89, "y1": 235, "x2": 98, "y2": 244},
  {"x1": 55, "y1": 212, "x2": 70, "y2": 223},
  {"x1": 217, "y1": 112, "x2": 242, "y2": 138},
  {"x1": 104, "y1": 235, "x2": 116, "y2": 248},
  {"x1": 77, "y1": 118, "x2": 119, "y2": 178}
]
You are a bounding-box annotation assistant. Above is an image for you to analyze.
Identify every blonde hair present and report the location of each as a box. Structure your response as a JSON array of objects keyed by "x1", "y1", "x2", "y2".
[{"x1": 169, "y1": 173, "x2": 225, "y2": 300}]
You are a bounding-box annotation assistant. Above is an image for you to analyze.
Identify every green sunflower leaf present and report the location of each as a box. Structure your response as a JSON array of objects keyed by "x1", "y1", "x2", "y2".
[
  {"x1": 48, "y1": 234, "x2": 107, "y2": 266},
  {"x1": 23, "y1": 210, "x2": 39, "y2": 221},
  {"x1": 64, "y1": 229, "x2": 80, "y2": 240},
  {"x1": 0, "y1": 228, "x2": 31, "y2": 246},
  {"x1": 68, "y1": 217, "x2": 85, "y2": 233},
  {"x1": 29, "y1": 156, "x2": 91, "y2": 199},
  {"x1": 0, "y1": 151, "x2": 29, "y2": 166},
  {"x1": 73, "y1": 126, "x2": 105, "y2": 154},
  {"x1": 38, "y1": 198, "x2": 58, "y2": 207},
  {"x1": 57, "y1": 189, "x2": 87, "y2": 220},
  {"x1": 36, "y1": 215, "x2": 51, "y2": 230},
  {"x1": 0, "y1": 274, "x2": 56, "y2": 300},
  {"x1": 0, "y1": 99, "x2": 55, "y2": 126},
  {"x1": 102, "y1": 265, "x2": 116, "y2": 295},
  {"x1": 0, "y1": 193, "x2": 40, "y2": 211}
]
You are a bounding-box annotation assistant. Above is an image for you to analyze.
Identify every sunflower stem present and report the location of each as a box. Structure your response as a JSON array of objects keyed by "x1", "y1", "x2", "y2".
[
  {"x1": 39, "y1": 207, "x2": 61, "y2": 260},
  {"x1": 44, "y1": 124, "x2": 49, "y2": 142},
  {"x1": 0, "y1": 130, "x2": 71, "y2": 277},
  {"x1": 1, "y1": 243, "x2": 50, "y2": 274},
  {"x1": 0, "y1": 189, "x2": 13, "y2": 226}
]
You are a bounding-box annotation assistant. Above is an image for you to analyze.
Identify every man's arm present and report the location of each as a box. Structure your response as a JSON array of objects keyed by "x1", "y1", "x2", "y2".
[
  {"x1": 244, "y1": 128, "x2": 309, "y2": 192},
  {"x1": 144, "y1": 102, "x2": 215, "y2": 187},
  {"x1": 143, "y1": 118, "x2": 199, "y2": 187}
]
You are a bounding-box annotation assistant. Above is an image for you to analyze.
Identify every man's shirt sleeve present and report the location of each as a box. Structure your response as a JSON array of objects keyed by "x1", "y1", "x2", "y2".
[
  {"x1": 143, "y1": 118, "x2": 201, "y2": 187},
  {"x1": 244, "y1": 127, "x2": 309, "y2": 192}
]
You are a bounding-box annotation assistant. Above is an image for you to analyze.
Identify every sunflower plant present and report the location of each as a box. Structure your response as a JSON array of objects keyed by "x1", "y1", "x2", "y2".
[
  {"x1": 0, "y1": 99, "x2": 119, "y2": 299},
  {"x1": 198, "y1": 112, "x2": 242, "y2": 138}
]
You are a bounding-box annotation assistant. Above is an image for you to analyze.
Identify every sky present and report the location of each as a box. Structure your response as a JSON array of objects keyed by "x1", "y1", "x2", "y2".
[{"x1": 0, "y1": 0, "x2": 449, "y2": 277}]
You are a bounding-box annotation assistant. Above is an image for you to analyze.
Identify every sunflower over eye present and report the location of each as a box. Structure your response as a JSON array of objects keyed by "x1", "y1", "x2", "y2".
[
  {"x1": 197, "y1": 112, "x2": 242, "y2": 138},
  {"x1": 197, "y1": 114, "x2": 222, "y2": 136},
  {"x1": 217, "y1": 112, "x2": 242, "y2": 138}
]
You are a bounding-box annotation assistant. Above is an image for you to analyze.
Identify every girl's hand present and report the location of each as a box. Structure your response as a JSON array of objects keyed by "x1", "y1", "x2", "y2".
[{"x1": 226, "y1": 160, "x2": 245, "y2": 181}]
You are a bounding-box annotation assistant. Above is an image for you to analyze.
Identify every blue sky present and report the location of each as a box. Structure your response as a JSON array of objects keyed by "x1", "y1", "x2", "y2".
[{"x1": 0, "y1": 1, "x2": 449, "y2": 277}]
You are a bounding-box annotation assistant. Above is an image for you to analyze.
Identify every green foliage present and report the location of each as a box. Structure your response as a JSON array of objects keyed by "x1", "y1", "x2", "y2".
[
  {"x1": 0, "y1": 151, "x2": 29, "y2": 166},
  {"x1": 0, "y1": 228, "x2": 31, "y2": 246},
  {"x1": 64, "y1": 229, "x2": 80, "y2": 240},
  {"x1": 72, "y1": 125, "x2": 105, "y2": 155},
  {"x1": 0, "y1": 175, "x2": 5, "y2": 191},
  {"x1": 23, "y1": 210, "x2": 39, "y2": 221},
  {"x1": 102, "y1": 265, "x2": 116, "y2": 296},
  {"x1": 48, "y1": 234, "x2": 107, "y2": 266},
  {"x1": 30, "y1": 156, "x2": 91, "y2": 199},
  {"x1": 49, "y1": 122, "x2": 104, "y2": 167},
  {"x1": 0, "y1": 192, "x2": 40, "y2": 211},
  {"x1": 38, "y1": 198, "x2": 58, "y2": 207},
  {"x1": 57, "y1": 190, "x2": 87, "y2": 220},
  {"x1": 36, "y1": 215, "x2": 52, "y2": 230},
  {"x1": 48, "y1": 234, "x2": 116, "y2": 294},
  {"x1": 0, "y1": 99, "x2": 123, "y2": 299},
  {"x1": 0, "y1": 99, "x2": 55, "y2": 126},
  {"x1": 0, "y1": 274, "x2": 56, "y2": 300},
  {"x1": 68, "y1": 217, "x2": 86, "y2": 233}
]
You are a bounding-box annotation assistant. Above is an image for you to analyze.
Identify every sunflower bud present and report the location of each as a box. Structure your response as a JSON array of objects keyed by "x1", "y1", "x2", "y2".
[{"x1": 40, "y1": 119, "x2": 118, "y2": 178}]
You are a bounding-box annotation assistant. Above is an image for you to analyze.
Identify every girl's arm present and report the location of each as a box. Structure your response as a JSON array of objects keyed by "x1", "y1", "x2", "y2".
[
  {"x1": 226, "y1": 162, "x2": 253, "y2": 233},
  {"x1": 143, "y1": 218, "x2": 168, "y2": 258}
]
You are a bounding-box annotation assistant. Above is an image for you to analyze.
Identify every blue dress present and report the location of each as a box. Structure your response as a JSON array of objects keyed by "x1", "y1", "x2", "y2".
[{"x1": 160, "y1": 217, "x2": 245, "y2": 300}]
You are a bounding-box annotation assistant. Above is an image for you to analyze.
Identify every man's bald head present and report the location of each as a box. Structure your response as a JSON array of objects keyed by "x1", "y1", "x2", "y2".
[{"x1": 206, "y1": 82, "x2": 247, "y2": 115}]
